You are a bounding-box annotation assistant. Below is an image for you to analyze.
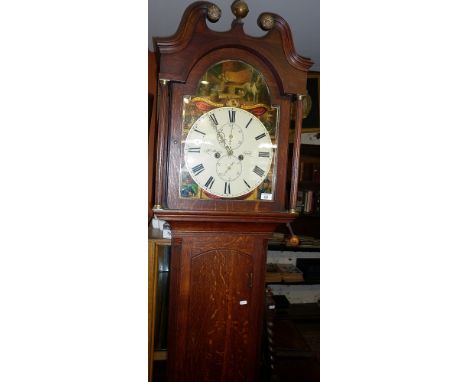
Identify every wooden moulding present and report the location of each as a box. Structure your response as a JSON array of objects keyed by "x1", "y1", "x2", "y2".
[
  {"x1": 153, "y1": 1, "x2": 313, "y2": 95},
  {"x1": 156, "y1": 210, "x2": 298, "y2": 233}
]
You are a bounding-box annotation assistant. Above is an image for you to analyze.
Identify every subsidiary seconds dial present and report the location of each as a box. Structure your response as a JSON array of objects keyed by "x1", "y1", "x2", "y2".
[{"x1": 184, "y1": 107, "x2": 274, "y2": 198}]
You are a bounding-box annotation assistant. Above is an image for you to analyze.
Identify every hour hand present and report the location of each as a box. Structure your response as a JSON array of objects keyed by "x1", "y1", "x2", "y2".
[
  {"x1": 215, "y1": 132, "x2": 234, "y2": 155},
  {"x1": 216, "y1": 130, "x2": 226, "y2": 146}
]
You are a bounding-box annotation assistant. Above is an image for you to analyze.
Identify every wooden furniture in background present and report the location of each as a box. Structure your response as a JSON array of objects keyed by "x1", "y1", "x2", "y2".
[
  {"x1": 284, "y1": 70, "x2": 320, "y2": 240},
  {"x1": 148, "y1": 230, "x2": 170, "y2": 382},
  {"x1": 267, "y1": 303, "x2": 320, "y2": 382}
]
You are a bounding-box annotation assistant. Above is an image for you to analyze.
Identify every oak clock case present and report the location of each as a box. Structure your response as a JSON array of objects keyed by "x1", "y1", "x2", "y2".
[{"x1": 152, "y1": 2, "x2": 312, "y2": 382}]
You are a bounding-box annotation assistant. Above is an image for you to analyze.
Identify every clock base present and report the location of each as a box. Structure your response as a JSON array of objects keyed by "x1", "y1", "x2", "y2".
[{"x1": 156, "y1": 210, "x2": 296, "y2": 382}]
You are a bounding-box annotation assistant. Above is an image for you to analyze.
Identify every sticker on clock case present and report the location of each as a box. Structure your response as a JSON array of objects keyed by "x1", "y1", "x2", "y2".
[{"x1": 260, "y1": 193, "x2": 273, "y2": 200}]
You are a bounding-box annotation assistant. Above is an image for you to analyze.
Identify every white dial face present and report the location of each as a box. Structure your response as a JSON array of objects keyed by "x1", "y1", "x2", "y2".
[{"x1": 184, "y1": 107, "x2": 274, "y2": 198}]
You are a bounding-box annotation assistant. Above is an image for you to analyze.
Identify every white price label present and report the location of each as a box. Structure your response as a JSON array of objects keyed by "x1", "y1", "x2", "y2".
[{"x1": 260, "y1": 193, "x2": 273, "y2": 200}]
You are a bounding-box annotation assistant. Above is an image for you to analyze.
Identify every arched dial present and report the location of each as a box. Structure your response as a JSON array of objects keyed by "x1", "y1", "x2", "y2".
[{"x1": 184, "y1": 107, "x2": 274, "y2": 198}]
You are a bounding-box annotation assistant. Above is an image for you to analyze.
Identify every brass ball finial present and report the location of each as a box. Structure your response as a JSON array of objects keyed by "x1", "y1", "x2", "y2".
[
  {"x1": 207, "y1": 4, "x2": 221, "y2": 23},
  {"x1": 258, "y1": 13, "x2": 275, "y2": 31},
  {"x1": 231, "y1": 0, "x2": 249, "y2": 20}
]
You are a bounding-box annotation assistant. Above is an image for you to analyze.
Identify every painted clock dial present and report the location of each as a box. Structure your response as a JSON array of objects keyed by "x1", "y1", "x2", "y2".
[{"x1": 184, "y1": 107, "x2": 273, "y2": 198}]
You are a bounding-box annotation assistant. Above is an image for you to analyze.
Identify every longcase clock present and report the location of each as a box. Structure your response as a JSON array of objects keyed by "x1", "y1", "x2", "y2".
[{"x1": 152, "y1": 1, "x2": 312, "y2": 381}]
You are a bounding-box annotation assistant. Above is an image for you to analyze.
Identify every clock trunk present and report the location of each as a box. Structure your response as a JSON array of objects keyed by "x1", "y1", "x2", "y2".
[{"x1": 166, "y1": 223, "x2": 271, "y2": 382}]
